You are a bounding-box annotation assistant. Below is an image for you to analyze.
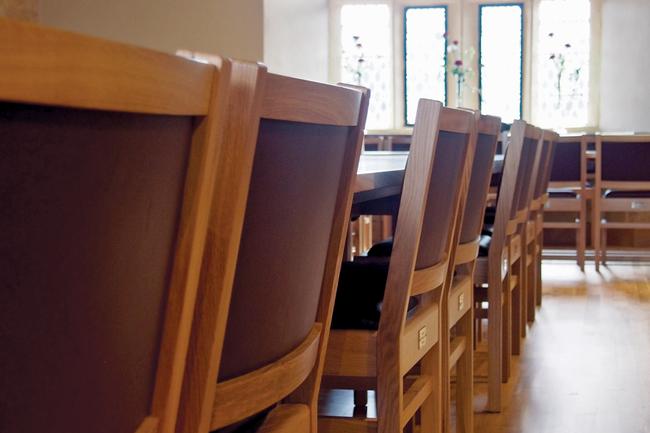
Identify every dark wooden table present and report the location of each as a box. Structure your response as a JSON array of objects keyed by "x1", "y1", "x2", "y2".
[{"x1": 354, "y1": 151, "x2": 504, "y2": 205}]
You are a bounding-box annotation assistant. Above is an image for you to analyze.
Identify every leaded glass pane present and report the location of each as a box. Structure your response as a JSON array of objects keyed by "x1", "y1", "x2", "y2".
[
  {"x1": 479, "y1": 4, "x2": 523, "y2": 124},
  {"x1": 340, "y1": 4, "x2": 392, "y2": 130},
  {"x1": 534, "y1": 0, "x2": 591, "y2": 128},
  {"x1": 404, "y1": 7, "x2": 447, "y2": 126}
]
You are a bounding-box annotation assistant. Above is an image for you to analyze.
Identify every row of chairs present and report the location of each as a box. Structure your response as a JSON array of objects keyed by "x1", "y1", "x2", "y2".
[
  {"x1": 0, "y1": 18, "x2": 560, "y2": 433},
  {"x1": 341, "y1": 122, "x2": 559, "y2": 430},
  {"x1": 544, "y1": 134, "x2": 650, "y2": 269}
]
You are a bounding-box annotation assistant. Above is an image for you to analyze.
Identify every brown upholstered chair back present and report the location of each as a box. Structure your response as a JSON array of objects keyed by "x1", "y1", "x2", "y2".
[
  {"x1": 0, "y1": 20, "x2": 231, "y2": 433},
  {"x1": 533, "y1": 139, "x2": 553, "y2": 199},
  {"x1": 459, "y1": 118, "x2": 500, "y2": 244},
  {"x1": 219, "y1": 118, "x2": 356, "y2": 380},
  {"x1": 549, "y1": 141, "x2": 581, "y2": 182},
  {"x1": 512, "y1": 136, "x2": 541, "y2": 216},
  {"x1": 178, "y1": 74, "x2": 369, "y2": 433},
  {"x1": 601, "y1": 140, "x2": 650, "y2": 182},
  {"x1": 415, "y1": 129, "x2": 472, "y2": 269}
]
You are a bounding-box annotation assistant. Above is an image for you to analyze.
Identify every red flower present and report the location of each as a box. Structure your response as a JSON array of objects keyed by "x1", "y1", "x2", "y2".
[
  {"x1": 454, "y1": 59, "x2": 463, "y2": 66},
  {"x1": 453, "y1": 40, "x2": 459, "y2": 45}
]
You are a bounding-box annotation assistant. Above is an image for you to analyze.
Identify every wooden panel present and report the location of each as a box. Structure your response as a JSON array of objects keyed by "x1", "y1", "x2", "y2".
[
  {"x1": 400, "y1": 303, "x2": 439, "y2": 375},
  {"x1": 448, "y1": 274, "x2": 472, "y2": 329},
  {"x1": 262, "y1": 73, "x2": 362, "y2": 126},
  {"x1": 411, "y1": 261, "x2": 448, "y2": 295},
  {"x1": 0, "y1": 18, "x2": 213, "y2": 115},
  {"x1": 211, "y1": 326, "x2": 321, "y2": 430},
  {"x1": 323, "y1": 330, "x2": 377, "y2": 378}
]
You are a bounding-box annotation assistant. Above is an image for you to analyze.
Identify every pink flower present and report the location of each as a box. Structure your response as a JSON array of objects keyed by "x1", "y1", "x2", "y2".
[
  {"x1": 455, "y1": 59, "x2": 463, "y2": 66},
  {"x1": 453, "y1": 40, "x2": 459, "y2": 45}
]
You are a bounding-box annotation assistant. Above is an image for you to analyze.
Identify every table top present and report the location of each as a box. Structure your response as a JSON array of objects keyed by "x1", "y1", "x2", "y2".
[{"x1": 354, "y1": 151, "x2": 504, "y2": 202}]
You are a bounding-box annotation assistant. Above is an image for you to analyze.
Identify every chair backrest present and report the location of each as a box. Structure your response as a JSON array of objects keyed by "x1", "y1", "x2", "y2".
[
  {"x1": 536, "y1": 130, "x2": 559, "y2": 199},
  {"x1": 598, "y1": 136, "x2": 650, "y2": 185},
  {"x1": 490, "y1": 121, "x2": 540, "y2": 262},
  {"x1": 459, "y1": 114, "x2": 501, "y2": 245},
  {"x1": 176, "y1": 74, "x2": 369, "y2": 433},
  {"x1": 512, "y1": 126, "x2": 543, "y2": 218},
  {"x1": 549, "y1": 139, "x2": 582, "y2": 183},
  {"x1": 532, "y1": 131, "x2": 556, "y2": 201},
  {"x1": 0, "y1": 19, "x2": 236, "y2": 433},
  {"x1": 377, "y1": 101, "x2": 474, "y2": 357}
]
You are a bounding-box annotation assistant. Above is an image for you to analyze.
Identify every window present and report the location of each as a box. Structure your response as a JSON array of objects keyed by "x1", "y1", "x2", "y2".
[
  {"x1": 339, "y1": 3, "x2": 393, "y2": 129},
  {"x1": 404, "y1": 6, "x2": 447, "y2": 125},
  {"x1": 533, "y1": 0, "x2": 591, "y2": 128},
  {"x1": 479, "y1": 4, "x2": 524, "y2": 123}
]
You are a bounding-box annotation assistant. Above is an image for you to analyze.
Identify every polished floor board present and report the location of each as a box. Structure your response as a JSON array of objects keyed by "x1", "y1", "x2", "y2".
[{"x1": 474, "y1": 262, "x2": 650, "y2": 433}]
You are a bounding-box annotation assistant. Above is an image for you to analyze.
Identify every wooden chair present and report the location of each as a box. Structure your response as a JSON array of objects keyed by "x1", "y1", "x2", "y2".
[
  {"x1": 524, "y1": 130, "x2": 558, "y2": 323},
  {"x1": 473, "y1": 120, "x2": 541, "y2": 412},
  {"x1": 441, "y1": 113, "x2": 500, "y2": 433},
  {"x1": 0, "y1": 19, "x2": 237, "y2": 433},
  {"x1": 593, "y1": 135, "x2": 650, "y2": 269},
  {"x1": 542, "y1": 135, "x2": 591, "y2": 270},
  {"x1": 320, "y1": 101, "x2": 475, "y2": 433},
  {"x1": 175, "y1": 75, "x2": 370, "y2": 433}
]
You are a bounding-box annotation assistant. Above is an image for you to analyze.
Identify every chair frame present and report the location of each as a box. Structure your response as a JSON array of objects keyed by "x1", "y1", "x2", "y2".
[
  {"x1": 0, "y1": 18, "x2": 234, "y2": 433},
  {"x1": 473, "y1": 120, "x2": 541, "y2": 412},
  {"x1": 593, "y1": 135, "x2": 650, "y2": 270},
  {"x1": 175, "y1": 72, "x2": 370, "y2": 433},
  {"x1": 522, "y1": 130, "x2": 557, "y2": 326},
  {"x1": 542, "y1": 135, "x2": 592, "y2": 270},
  {"x1": 320, "y1": 101, "x2": 475, "y2": 433},
  {"x1": 441, "y1": 113, "x2": 500, "y2": 433}
]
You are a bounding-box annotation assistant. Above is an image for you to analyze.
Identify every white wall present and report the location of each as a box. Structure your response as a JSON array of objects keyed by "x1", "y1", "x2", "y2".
[
  {"x1": 40, "y1": 0, "x2": 263, "y2": 61},
  {"x1": 599, "y1": 0, "x2": 650, "y2": 132},
  {"x1": 263, "y1": 0, "x2": 329, "y2": 81}
]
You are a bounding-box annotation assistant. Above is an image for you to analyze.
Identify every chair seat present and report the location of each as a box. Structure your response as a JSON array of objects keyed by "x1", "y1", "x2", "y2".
[
  {"x1": 603, "y1": 189, "x2": 650, "y2": 198},
  {"x1": 331, "y1": 259, "x2": 419, "y2": 330},
  {"x1": 548, "y1": 188, "x2": 578, "y2": 198}
]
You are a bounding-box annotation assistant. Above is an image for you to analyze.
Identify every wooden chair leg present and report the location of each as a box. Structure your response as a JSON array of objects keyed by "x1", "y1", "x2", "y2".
[
  {"x1": 419, "y1": 344, "x2": 441, "y2": 433},
  {"x1": 501, "y1": 277, "x2": 512, "y2": 382},
  {"x1": 536, "y1": 231, "x2": 543, "y2": 307},
  {"x1": 353, "y1": 390, "x2": 368, "y2": 417},
  {"x1": 511, "y1": 269, "x2": 522, "y2": 356},
  {"x1": 455, "y1": 313, "x2": 473, "y2": 433},
  {"x1": 527, "y1": 243, "x2": 536, "y2": 324},
  {"x1": 486, "y1": 277, "x2": 503, "y2": 412},
  {"x1": 600, "y1": 226, "x2": 607, "y2": 265},
  {"x1": 578, "y1": 198, "x2": 587, "y2": 271}
]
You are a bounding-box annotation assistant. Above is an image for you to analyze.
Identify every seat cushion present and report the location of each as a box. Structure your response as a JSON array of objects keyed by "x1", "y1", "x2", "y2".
[
  {"x1": 603, "y1": 189, "x2": 650, "y2": 198},
  {"x1": 484, "y1": 207, "x2": 496, "y2": 226},
  {"x1": 367, "y1": 238, "x2": 393, "y2": 257},
  {"x1": 478, "y1": 234, "x2": 492, "y2": 257},
  {"x1": 548, "y1": 188, "x2": 578, "y2": 198},
  {"x1": 331, "y1": 260, "x2": 419, "y2": 330}
]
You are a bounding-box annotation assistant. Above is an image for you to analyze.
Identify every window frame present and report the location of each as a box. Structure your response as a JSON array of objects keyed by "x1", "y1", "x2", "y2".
[
  {"x1": 329, "y1": 0, "x2": 600, "y2": 131},
  {"x1": 403, "y1": 4, "x2": 449, "y2": 126},
  {"x1": 477, "y1": 2, "x2": 525, "y2": 122}
]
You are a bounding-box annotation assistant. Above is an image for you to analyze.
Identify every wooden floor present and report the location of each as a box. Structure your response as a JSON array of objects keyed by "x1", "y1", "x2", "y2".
[
  {"x1": 474, "y1": 261, "x2": 650, "y2": 433},
  {"x1": 320, "y1": 261, "x2": 650, "y2": 432}
]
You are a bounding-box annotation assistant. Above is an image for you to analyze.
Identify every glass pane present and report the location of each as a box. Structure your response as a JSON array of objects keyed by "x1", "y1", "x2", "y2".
[
  {"x1": 534, "y1": 0, "x2": 591, "y2": 128},
  {"x1": 479, "y1": 4, "x2": 523, "y2": 124},
  {"x1": 404, "y1": 7, "x2": 447, "y2": 125},
  {"x1": 340, "y1": 4, "x2": 392, "y2": 129}
]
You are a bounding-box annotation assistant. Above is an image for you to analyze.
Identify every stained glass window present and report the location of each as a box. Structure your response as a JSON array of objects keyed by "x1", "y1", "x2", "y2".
[
  {"x1": 533, "y1": 0, "x2": 591, "y2": 128},
  {"x1": 404, "y1": 6, "x2": 447, "y2": 126},
  {"x1": 340, "y1": 4, "x2": 392, "y2": 130},
  {"x1": 479, "y1": 4, "x2": 523, "y2": 124}
]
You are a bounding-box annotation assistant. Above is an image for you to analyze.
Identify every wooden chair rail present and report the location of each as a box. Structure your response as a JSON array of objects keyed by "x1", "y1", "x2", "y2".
[
  {"x1": 211, "y1": 325, "x2": 322, "y2": 430},
  {"x1": 0, "y1": 18, "x2": 213, "y2": 115}
]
